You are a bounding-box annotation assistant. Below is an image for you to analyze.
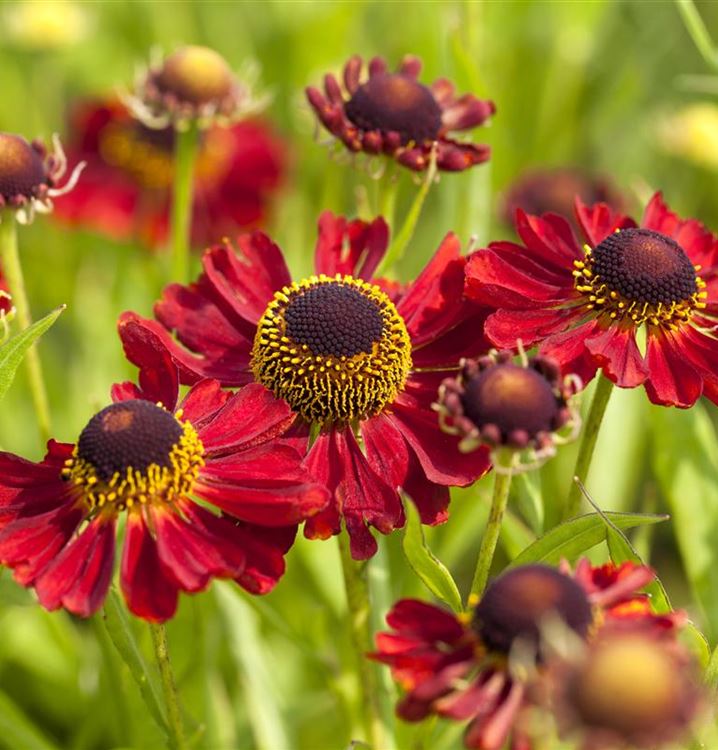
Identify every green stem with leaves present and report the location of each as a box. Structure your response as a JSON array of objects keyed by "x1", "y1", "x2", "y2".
[
  {"x1": 170, "y1": 123, "x2": 199, "y2": 284},
  {"x1": 470, "y1": 454, "x2": 513, "y2": 601},
  {"x1": 338, "y1": 532, "x2": 390, "y2": 750},
  {"x1": 149, "y1": 622, "x2": 187, "y2": 750},
  {"x1": 0, "y1": 214, "x2": 51, "y2": 443},
  {"x1": 564, "y1": 373, "x2": 614, "y2": 520}
]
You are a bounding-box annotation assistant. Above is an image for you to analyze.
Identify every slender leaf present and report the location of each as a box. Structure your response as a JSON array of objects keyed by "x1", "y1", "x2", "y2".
[
  {"x1": 510, "y1": 512, "x2": 668, "y2": 567},
  {"x1": 102, "y1": 588, "x2": 167, "y2": 732},
  {"x1": 0, "y1": 306, "x2": 64, "y2": 402},
  {"x1": 402, "y1": 499, "x2": 463, "y2": 613},
  {"x1": 0, "y1": 690, "x2": 59, "y2": 750},
  {"x1": 514, "y1": 471, "x2": 544, "y2": 534},
  {"x1": 650, "y1": 403, "x2": 718, "y2": 640},
  {"x1": 215, "y1": 582, "x2": 289, "y2": 750}
]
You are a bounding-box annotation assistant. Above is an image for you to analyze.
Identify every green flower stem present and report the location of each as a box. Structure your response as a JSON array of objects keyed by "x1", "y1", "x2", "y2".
[
  {"x1": 675, "y1": 0, "x2": 718, "y2": 72},
  {"x1": 469, "y1": 453, "x2": 513, "y2": 601},
  {"x1": 377, "y1": 147, "x2": 437, "y2": 276},
  {"x1": 564, "y1": 373, "x2": 614, "y2": 520},
  {"x1": 338, "y1": 532, "x2": 390, "y2": 750},
  {"x1": 378, "y1": 166, "x2": 399, "y2": 231},
  {"x1": 0, "y1": 214, "x2": 51, "y2": 443},
  {"x1": 149, "y1": 622, "x2": 187, "y2": 750},
  {"x1": 170, "y1": 123, "x2": 199, "y2": 284}
]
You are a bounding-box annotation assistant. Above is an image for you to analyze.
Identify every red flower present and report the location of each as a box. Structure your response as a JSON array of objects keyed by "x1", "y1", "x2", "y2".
[
  {"x1": 466, "y1": 193, "x2": 718, "y2": 408},
  {"x1": 118, "y1": 212, "x2": 491, "y2": 559},
  {"x1": 372, "y1": 561, "x2": 682, "y2": 750},
  {"x1": 53, "y1": 99, "x2": 285, "y2": 250},
  {"x1": 0, "y1": 345, "x2": 328, "y2": 621},
  {"x1": 306, "y1": 54, "x2": 494, "y2": 172},
  {"x1": 0, "y1": 266, "x2": 11, "y2": 316}
]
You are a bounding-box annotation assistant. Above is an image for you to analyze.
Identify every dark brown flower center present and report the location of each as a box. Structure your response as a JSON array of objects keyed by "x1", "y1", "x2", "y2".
[
  {"x1": 0, "y1": 133, "x2": 47, "y2": 200},
  {"x1": 284, "y1": 282, "x2": 385, "y2": 358},
  {"x1": 77, "y1": 400, "x2": 183, "y2": 481},
  {"x1": 593, "y1": 228, "x2": 697, "y2": 305},
  {"x1": 345, "y1": 73, "x2": 442, "y2": 145},
  {"x1": 155, "y1": 45, "x2": 234, "y2": 105},
  {"x1": 473, "y1": 565, "x2": 593, "y2": 654},
  {"x1": 251, "y1": 275, "x2": 412, "y2": 424},
  {"x1": 461, "y1": 364, "x2": 561, "y2": 440}
]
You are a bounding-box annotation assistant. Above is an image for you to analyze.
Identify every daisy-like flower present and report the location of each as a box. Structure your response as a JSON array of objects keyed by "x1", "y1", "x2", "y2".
[
  {"x1": 0, "y1": 342, "x2": 328, "y2": 621},
  {"x1": 118, "y1": 212, "x2": 491, "y2": 559},
  {"x1": 466, "y1": 193, "x2": 718, "y2": 407},
  {"x1": 125, "y1": 45, "x2": 267, "y2": 131},
  {"x1": 372, "y1": 560, "x2": 683, "y2": 750},
  {"x1": 548, "y1": 627, "x2": 704, "y2": 750},
  {"x1": 0, "y1": 132, "x2": 84, "y2": 224},
  {"x1": 435, "y1": 351, "x2": 580, "y2": 472},
  {"x1": 306, "y1": 54, "x2": 494, "y2": 172},
  {"x1": 53, "y1": 99, "x2": 285, "y2": 249}
]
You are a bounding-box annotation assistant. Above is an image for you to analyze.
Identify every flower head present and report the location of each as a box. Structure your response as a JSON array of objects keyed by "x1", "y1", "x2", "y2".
[
  {"x1": 306, "y1": 54, "x2": 494, "y2": 173},
  {"x1": 436, "y1": 351, "x2": 579, "y2": 471},
  {"x1": 549, "y1": 628, "x2": 703, "y2": 749},
  {"x1": 0, "y1": 132, "x2": 84, "y2": 224},
  {"x1": 466, "y1": 193, "x2": 718, "y2": 407},
  {"x1": 126, "y1": 46, "x2": 267, "y2": 131},
  {"x1": 118, "y1": 212, "x2": 492, "y2": 558},
  {"x1": 372, "y1": 559, "x2": 682, "y2": 750},
  {"x1": 0, "y1": 348, "x2": 328, "y2": 621},
  {"x1": 53, "y1": 99, "x2": 285, "y2": 249}
]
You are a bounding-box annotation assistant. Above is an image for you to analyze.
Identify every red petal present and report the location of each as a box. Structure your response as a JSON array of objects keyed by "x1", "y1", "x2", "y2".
[
  {"x1": 178, "y1": 379, "x2": 229, "y2": 429},
  {"x1": 304, "y1": 428, "x2": 402, "y2": 559},
  {"x1": 575, "y1": 197, "x2": 636, "y2": 247},
  {"x1": 385, "y1": 599, "x2": 465, "y2": 642},
  {"x1": 196, "y1": 383, "x2": 295, "y2": 454},
  {"x1": 397, "y1": 233, "x2": 468, "y2": 346},
  {"x1": 485, "y1": 306, "x2": 583, "y2": 350},
  {"x1": 314, "y1": 212, "x2": 389, "y2": 280},
  {"x1": 645, "y1": 328, "x2": 703, "y2": 407},
  {"x1": 538, "y1": 320, "x2": 602, "y2": 386},
  {"x1": 435, "y1": 139, "x2": 491, "y2": 171},
  {"x1": 410, "y1": 308, "x2": 491, "y2": 369},
  {"x1": 116, "y1": 312, "x2": 179, "y2": 409},
  {"x1": 34, "y1": 516, "x2": 115, "y2": 617},
  {"x1": 231, "y1": 524, "x2": 296, "y2": 594},
  {"x1": 390, "y1": 397, "x2": 490, "y2": 486},
  {"x1": 515, "y1": 209, "x2": 583, "y2": 267},
  {"x1": 584, "y1": 323, "x2": 648, "y2": 388},
  {"x1": 120, "y1": 512, "x2": 179, "y2": 622}
]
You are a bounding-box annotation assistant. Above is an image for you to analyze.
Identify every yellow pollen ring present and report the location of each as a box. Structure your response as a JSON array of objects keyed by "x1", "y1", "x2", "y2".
[
  {"x1": 572, "y1": 247, "x2": 706, "y2": 331},
  {"x1": 61, "y1": 413, "x2": 205, "y2": 513},
  {"x1": 251, "y1": 273, "x2": 412, "y2": 425}
]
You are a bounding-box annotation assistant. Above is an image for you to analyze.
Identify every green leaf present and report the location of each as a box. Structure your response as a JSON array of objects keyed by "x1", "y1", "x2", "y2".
[
  {"x1": 102, "y1": 588, "x2": 167, "y2": 732},
  {"x1": 650, "y1": 402, "x2": 718, "y2": 641},
  {"x1": 510, "y1": 512, "x2": 668, "y2": 568},
  {"x1": 402, "y1": 499, "x2": 463, "y2": 613},
  {"x1": 0, "y1": 306, "x2": 64, "y2": 403},
  {"x1": 0, "y1": 691, "x2": 59, "y2": 750},
  {"x1": 215, "y1": 582, "x2": 289, "y2": 750},
  {"x1": 514, "y1": 471, "x2": 544, "y2": 535}
]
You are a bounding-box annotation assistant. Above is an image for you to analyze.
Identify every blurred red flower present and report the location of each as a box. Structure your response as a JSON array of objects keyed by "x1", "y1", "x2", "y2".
[{"x1": 53, "y1": 99, "x2": 286, "y2": 249}]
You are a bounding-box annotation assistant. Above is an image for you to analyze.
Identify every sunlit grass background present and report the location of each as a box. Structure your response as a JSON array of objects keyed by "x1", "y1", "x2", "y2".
[{"x1": 0, "y1": 1, "x2": 718, "y2": 748}]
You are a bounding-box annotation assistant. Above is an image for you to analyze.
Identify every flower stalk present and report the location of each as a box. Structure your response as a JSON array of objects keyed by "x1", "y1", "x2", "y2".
[
  {"x1": 564, "y1": 373, "x2": 614, "y2": 520},
  {"x1": 469, "y1": 449, "x2": 513, "y2": 601},
  {"x1": 338, "y1": 532, "x2": 390, "y2": 750},
  {"x1": 149, "y1": 622, "x2": 187, "y2": 750},
  {"x1": 170, "y1": 122, "x2": 199, "y2": 284},
  {"x1": 0, "y1": 213, "x2": 51, "y2": 443}
]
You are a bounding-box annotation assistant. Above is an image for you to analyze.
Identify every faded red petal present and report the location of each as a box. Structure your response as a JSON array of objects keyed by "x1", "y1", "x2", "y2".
[
  {"x1": 120, "y1": 512, "x2": 179, "y2": 622},
  {"x1": 34, "y1": 516, "x2": 116, "y2": 617},
  {"x1": 314, "y1": 212, "x2": 389, "y2": 280},
  {"x1": 385, "y1": 599, "x2": 466, "y2": 642}
]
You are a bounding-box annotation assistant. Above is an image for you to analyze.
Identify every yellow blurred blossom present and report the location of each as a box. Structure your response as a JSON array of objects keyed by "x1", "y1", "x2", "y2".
[
  {"x1": 658, "y1": 101, "x2": 718, "y2": 171},
  {"x1": 2, "y1": 1, "x2": 90, "y2": 51}
]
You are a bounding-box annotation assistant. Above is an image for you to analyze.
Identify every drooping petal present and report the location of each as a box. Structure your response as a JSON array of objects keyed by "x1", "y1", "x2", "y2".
[
  {"x1": 120, "y1": 512, "x2": 179, "y2": 622},
  {"x1": 584, "y1": 323, "x2": 649, "y2": 388},
  {"x1": 34, "y1": 516, "x2": 116, "y2": 617},
  {"x1": 645, "y1": 328, "x2": 703, "y2": 408}
]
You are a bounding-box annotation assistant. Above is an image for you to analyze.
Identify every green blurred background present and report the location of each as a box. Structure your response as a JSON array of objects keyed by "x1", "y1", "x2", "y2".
[{"x1": 0, "y1": 1, "x2": 717, "y2": 748}]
